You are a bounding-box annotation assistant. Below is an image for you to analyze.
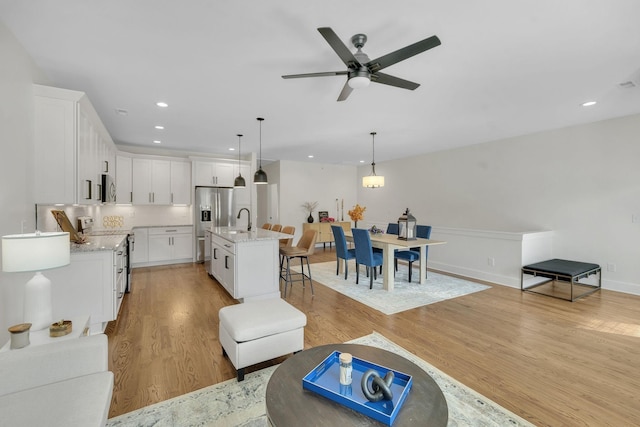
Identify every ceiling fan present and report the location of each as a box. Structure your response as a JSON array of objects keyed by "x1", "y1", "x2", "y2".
[{"x1": 282, "y1": 27, "x2": 441, "y2": 101}]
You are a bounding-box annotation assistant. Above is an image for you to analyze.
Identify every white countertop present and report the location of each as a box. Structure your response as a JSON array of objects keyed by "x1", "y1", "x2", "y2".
[
  {"x1": 71, "y1": 234, "x2": 128, "y2": 253},
  {"x1": 211, "y1": 227, "x2": 290, "y2": 243}
]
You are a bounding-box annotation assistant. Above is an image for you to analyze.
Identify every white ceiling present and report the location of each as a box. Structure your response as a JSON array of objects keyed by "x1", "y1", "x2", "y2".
[{"x1": 2, "y1": 1, "x2": 640, "y2": 165}]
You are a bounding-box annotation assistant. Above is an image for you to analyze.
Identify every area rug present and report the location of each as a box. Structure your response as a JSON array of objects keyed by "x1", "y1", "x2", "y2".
[
  {"x1": 107, "y1": 332, "x2": 534, "y2": 427},
  {"x1": 291, "y1": 261, "x2": 490, "y2": 315}
]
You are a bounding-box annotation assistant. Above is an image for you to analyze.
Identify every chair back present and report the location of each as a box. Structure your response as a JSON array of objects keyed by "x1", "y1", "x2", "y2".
[
  {"x1": 386, "y1": 223, "x2": 399, "y2": 235},
  {"x1": 352, "y1": 228, "x2": 375, "y2": 266},
  {"x1": 261, "y1": 223, "x2": 272, "y2": 230},
  {"x1": 279, "y1": 226, "x2": 295, "y2": 247},
  {"x1": 271, "y1": 224, "x2": 282, "y2": 232},
  {"x1": 296, "y1": 229, "x2": 317, "y2": 256},
  {"x1": 331, "y1": 225, "x2": 349, "y2": 260},
  {"x1": 411, "y1": 225, "x2": 433, "y2": 252}
]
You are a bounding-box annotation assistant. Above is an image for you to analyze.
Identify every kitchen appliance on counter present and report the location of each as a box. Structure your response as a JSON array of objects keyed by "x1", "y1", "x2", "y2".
[{"x1": 195, "y1": 186, "x2": 234, "y2": 263}]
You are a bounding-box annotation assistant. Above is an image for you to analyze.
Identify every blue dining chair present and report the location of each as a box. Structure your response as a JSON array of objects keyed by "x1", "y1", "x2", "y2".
[
  {"x1": 412, "y1": 225, "x2": 433, "y2": 278},
  {"x1": 352, "y1": 228, "x2": 384, "y2": 289},
  {"x1": 386, "y1": 223, "x2": 420, "y2": 282},
  {"x1": 331, "y1": 225, "x2": 356, "y2": 280}
]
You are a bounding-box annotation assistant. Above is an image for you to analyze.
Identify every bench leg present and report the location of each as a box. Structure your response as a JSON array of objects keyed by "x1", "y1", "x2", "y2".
[{"x1": 237, "y1": 368, "x2": 245, "y2": 382}]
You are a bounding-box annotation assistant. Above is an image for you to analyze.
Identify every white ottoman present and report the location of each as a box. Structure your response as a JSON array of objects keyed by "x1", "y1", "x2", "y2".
[{"x1": 219, "y1": 298, "x2": 307, "y2": 381}]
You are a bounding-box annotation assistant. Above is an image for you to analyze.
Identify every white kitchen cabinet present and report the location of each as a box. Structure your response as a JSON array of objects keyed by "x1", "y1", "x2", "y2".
[
  {"x1": 193, "y1": 160, "x2": 235, "y2": 187},
  {"x1": 47, "y1": 243, "x2": 126, "y2": 334},
  {"x1": 34, "y1": 84, "x2": 116, "y2": 205},
  {"x1": 132, "y1": 158, "x2": 171, "y2": 204},
  {"x1": 210, "y1": 232, "x2": 280, "y2": 301},
  {"x1": 116, "y1": 154, "x2": 133, "y2": 204},
  {"x1": 170, "y1": 160, "x2": 192, "y2": 205},
  {"x1": 147, "y1": 226, "x2": 193, "y2": 263},
  {"x1": 131, "y1": 227, "x2": 149, "y2": 265}
]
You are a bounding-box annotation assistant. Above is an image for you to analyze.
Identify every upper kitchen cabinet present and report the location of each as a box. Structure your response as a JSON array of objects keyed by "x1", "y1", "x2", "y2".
[
  {"x1": 193, "y1": 159, "x2": 235, "y2": 187},
  {"x1": 115, "y1": 154, "x2": 132, "y2": 204},
  {"x1": 132, "y1": 158, "x2": 171, "y2": 205},
  {"x1": 34, "y1": 84, "x2": 116, "y2": 205},
  {"x1": 170, "y1": 160, "x2": 191, "y2": 204},
  {"x1": 130, "y1": 157, "x2": 191, "y2": 205}
]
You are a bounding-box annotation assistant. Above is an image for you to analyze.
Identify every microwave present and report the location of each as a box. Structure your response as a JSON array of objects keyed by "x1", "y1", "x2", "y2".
[{"x1": 101, "y1": 174, "x2": 116, "y2": 203}]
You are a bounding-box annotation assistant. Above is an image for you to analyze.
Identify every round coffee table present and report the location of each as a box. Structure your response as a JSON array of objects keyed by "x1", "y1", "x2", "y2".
[{"x1": 266, "y1": 343, "x2": 448, "y2": 426}]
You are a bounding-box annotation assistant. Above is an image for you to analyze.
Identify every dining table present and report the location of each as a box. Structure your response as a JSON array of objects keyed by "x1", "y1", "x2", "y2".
[{"x1": 344, "y1": 231, "x2": 446, "y2": 291}]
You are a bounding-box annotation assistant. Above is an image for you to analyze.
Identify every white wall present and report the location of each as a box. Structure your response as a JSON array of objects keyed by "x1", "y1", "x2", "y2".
[
  {"x1": 0, "y1": 22, "x2": 50, "y2": 343},
  {"x1": 357, "y1": 114, "x2": 640, "y2": 294},
  {"x1": 268, "y1": 160, "x2": 358, "y2": 241}
]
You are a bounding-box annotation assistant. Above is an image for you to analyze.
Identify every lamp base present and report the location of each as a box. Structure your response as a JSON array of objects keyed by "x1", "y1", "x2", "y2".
[{"x1": 24, "y1": 272, "x2": 53, "y2": 331}]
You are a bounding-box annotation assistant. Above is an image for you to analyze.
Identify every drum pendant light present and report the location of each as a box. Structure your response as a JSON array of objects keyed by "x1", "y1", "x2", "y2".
[
  {"x1": 253, "y1": 117, "x2": 268, "y2": 184},
  {"x1": 234, "y1": 134, "x2": 246, "y2": 188},
  {"x1": 362, "y1": 131, "x2": 384, "y2": 188}
]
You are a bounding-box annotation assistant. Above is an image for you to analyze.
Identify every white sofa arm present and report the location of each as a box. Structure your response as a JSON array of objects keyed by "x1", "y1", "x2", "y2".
[{"x1": 0, "y1": 333, "x2": 109, "y2": 396}]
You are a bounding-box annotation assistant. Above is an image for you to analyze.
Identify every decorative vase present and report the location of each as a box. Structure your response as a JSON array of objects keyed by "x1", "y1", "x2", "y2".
[
  {"x1": 307, "y1": 214, "x2": 314, "y2": 223},
  {"x1": 354, "y1": 221, "x2": 358, "y2": 228}
]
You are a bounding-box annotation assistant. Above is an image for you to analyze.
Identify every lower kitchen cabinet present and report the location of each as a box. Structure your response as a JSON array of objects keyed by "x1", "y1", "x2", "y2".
[
  {"x1": 46, "y1": 247, "x2": 126, "y2": 334},
  {"x1": 133, "y1": 226, "x2": 193, "y2": 267},
  {"x1": 210, "y1": 233, "x2": 279, "y2": 301}
]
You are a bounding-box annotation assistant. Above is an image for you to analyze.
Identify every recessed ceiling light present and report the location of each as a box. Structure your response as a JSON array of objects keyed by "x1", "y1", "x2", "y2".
[
  {"x1": 156, "y1": 102, "x2": 168, "y2": 108},
  {"x1": 582, "y1": 101, "x2": 597, "y2": 107},
  {"x1": 229, "y1": 147, "x2": 235, "y2": 151},
  {"x1": 359, "y1": 160, "x2": 365, "y2": 163},
  {"x1": 308, "y1": 155, "x2": 314, "y2": 158},
  {"x1": 153, "y1": 140, "x2": 161, "y2": 144},
  {"x1": 155, "y1": 125, "x2": 164, "y2": 130}
]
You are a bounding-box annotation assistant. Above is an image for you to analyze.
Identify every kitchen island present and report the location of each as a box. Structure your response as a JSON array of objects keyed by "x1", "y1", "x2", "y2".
[{"x1": 210, "y1": 227, "x2": 288, "y2": 302}]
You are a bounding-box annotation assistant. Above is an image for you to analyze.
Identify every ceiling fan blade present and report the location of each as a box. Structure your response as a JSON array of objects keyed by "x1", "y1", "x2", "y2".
[
  {"x1": 367, "y1": 35, "x2": 441, "y2": 73},
  {"x1": 318, "y1": 27, "x2": 361, "y2": 69},
  {"x1": 337, "y1": 81, "x2": 353, "y2": 102},
  {"x1": 282, "y1": 71, "x2": 348, "y2": 79},
  {"x1": 371, "y1": 72, "x2": 420, "y2": 90}
]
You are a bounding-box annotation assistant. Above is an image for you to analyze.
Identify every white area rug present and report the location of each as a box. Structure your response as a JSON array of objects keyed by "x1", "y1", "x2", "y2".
[
  {"x1": 291, "y1": 261, "x2": 490, "y2": 314},
  {"x1": 107, "y1": 332, "x2": 534, "y2": 427}
]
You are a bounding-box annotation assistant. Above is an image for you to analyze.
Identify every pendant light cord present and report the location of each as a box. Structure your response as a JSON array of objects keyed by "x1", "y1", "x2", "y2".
[
  {"x1": 370, "y1": 131, "x2": 377, "y2": 175},
  {"x1": 237, "y1": 134, "x2": 243, "y2": 174},
  {"x1": 257, "y1": 117, "x2": 264, "y2": 168}
]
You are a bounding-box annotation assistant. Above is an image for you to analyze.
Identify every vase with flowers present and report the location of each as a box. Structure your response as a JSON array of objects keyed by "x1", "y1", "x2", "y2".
[
  {"x1": 302, "y1": 201, "x2": 319, "y2": 223},
  {"x1": 348, "y1": 204, "x2": 366, "y2": 228}
]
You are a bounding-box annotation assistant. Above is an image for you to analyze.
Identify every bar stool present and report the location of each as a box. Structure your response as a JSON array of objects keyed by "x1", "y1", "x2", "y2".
[
  {"x1": 261, "y1": 223, "x2": 272, "y2": 230},
  {"x1": 271, "y1": 224, "x2": 282, "y2": 232},
  {"x1": 279, "y1": 230, "x2": 317, "y2": 297}
]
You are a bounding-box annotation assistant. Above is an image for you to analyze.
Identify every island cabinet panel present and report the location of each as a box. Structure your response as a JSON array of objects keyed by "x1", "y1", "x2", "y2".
[{"x1": 210, "y1": 230, "x2": 281, "y2": 302}]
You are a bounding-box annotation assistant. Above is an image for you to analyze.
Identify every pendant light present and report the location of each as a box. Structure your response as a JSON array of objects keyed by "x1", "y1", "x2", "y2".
[
  {"x1": 362, "y1": 131, "x2": 384, "y2": 188},
  {"x1": 253, "y1": 117, "x2": 268, "y2": 184},
  {"x1": 233, "y1": 134, "x2": 246, "y2": 188}
]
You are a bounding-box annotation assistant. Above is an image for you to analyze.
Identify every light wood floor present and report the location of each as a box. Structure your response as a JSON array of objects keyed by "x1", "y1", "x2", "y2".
[{"x1": 106, "y1": 248, "x2": 640, "y2": 425}]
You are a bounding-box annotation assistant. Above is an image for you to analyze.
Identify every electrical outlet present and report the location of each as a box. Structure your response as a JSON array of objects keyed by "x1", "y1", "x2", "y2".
[
  {"x1": 607, "y1": 263, "x2": 617, "y2": 272},
  {"x1": 487, "y1": 257, "x2": 495, "y2": 267}
]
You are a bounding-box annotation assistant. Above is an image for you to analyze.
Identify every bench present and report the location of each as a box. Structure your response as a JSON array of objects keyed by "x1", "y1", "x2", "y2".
[
  {"x1": 521, "y1": 258, "x2": 601, "y2": 301},
  {"x1": 219, "y1": 298, "x2": 307, "y2": 381}
]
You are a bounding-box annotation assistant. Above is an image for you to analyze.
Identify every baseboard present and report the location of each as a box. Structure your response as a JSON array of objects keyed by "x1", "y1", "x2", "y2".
[{"x1": 429, "y1": 261, "x2": 520, "y2": 288}]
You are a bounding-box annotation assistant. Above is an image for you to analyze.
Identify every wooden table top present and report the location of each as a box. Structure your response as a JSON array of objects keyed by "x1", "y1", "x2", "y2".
[{"x1": 265, "y1": 343, "x2": 448, "y2": 426}]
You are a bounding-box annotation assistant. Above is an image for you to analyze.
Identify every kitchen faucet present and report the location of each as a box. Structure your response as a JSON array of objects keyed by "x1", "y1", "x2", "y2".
[{"x1": 237, "y1": 208, "x2": 251, "y2": 231}]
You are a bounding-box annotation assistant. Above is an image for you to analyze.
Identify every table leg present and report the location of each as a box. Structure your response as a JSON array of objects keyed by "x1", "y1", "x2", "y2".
[
  {"x1": 419, "y1": 245, "x2": 426, "y2": 284},
  {"x1": 383, "y1": 247, "x2": 394, "y2": 291}
]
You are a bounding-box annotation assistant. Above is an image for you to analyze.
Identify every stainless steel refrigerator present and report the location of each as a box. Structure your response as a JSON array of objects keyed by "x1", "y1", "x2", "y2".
[{"x1": 195, "y1": 186, "x2": 234, "y2": 263}]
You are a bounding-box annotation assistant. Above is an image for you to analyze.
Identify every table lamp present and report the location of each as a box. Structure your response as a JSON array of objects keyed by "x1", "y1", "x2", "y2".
[{"x1": 1, "y1": 231, "x2": 70, "y2": 330}]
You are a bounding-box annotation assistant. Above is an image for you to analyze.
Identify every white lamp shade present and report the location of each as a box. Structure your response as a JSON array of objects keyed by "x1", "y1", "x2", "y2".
[
  {"x1": 2, "y1": 232, "x2": 70, "y2": 272},
  {"x1": 363, "y1": 175, "x2": 385, "y2": 188}
]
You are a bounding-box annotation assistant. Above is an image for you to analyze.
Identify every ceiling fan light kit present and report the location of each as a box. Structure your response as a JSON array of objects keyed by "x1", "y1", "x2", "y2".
[
  {"x1": 282, "y1": 27, "x2": 441, "y2": 101},
  {"x1": 234, "y1": 134, "x2": 246, "y2": 188},
  {"x1": 253, "y1": 117, "x2": 268, "y2": 185},
  {"x1": 363, "y1": 131, "x2": 384, "y2": 188}
]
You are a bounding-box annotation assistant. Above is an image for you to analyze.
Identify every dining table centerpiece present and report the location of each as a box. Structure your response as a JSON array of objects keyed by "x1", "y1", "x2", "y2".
[{"x1": 348, "y1": 204, "x2": 366, "y2": 228}]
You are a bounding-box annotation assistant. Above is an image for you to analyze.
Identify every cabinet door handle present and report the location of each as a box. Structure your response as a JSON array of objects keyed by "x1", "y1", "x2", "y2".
[
  {"x1": 117, "y1": 268, "x2": 124, "y2": 274},
  {"x1": 213, "y1": 248, "x2": 218, "y2": 259},
  {"x1": 104, "y1": 160, "x2": 109, "y2": 173},
  {"x1": 166, "y1": 229, "x2": 177, "y2": 233},
  {"x1": 225, "y1": 255, "x2": 229, "y2": 269},
  {"x1": 96, "y1": 183, "x2": 102, "y2": 201},
  {"x1": 85, "y1": 180, "x2": 92, "y2": 200},
  {"x1": 130, "y1": 191, "x2": 133, "y2": 203},
  {"x1": 117, "y1": 251, "x2": 123, "y2": 255},
  {"x1": 152, "y1": 192, "x2": 155, "y2": 203},
  {"x1": 171, "y1": 193, "x2": 174, "y2": 204},
  {"x1": 148, "y1": 192, "x2": 152, "y2": 203}
]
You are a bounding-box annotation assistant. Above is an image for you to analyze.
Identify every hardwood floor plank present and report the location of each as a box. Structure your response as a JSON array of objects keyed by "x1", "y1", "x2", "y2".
[{"x1": 106, "y1": 250, "x2": 640, "y2": 426}]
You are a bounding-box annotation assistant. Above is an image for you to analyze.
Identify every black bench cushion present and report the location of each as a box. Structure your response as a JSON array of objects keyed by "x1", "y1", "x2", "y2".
[{"x1": 523, "y1": 258, "x2": 600, "y2": 277}]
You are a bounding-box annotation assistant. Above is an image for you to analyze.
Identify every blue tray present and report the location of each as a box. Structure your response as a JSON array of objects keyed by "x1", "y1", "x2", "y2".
[{"x1": 302, "y1": 351, "x2": 412, "y2": 425}]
